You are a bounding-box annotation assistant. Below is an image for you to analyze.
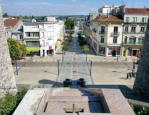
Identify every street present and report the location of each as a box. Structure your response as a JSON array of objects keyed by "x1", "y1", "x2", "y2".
[{"x1": 15, "y1": 35, "x2": 135, "y2": 88}]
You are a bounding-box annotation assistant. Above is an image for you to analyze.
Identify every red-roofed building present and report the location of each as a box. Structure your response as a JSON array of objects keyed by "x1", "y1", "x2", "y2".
[
  {"x1": 125, "y1": 8, "x2": 149, "y2": 15},
  {"x1": 85, "y1": 5, "x2": 149, "y2": 57},
  {"x1": 4, "y1": 18, "x2": 23, "y2": 43},
  {"x1": 85, "y1": 15, "x2": 123, "y2": 56},
  {"x1": 122, "y1": 8, "x2": 149, "y2": 57},
  {"x1": 4, "y1": 18, "x2": 20, "y2": 27}
]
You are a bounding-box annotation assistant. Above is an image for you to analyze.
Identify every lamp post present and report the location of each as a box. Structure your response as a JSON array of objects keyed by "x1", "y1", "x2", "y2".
[{"x1": 15, "y1": 60, "x2": 18, "y2": 75}]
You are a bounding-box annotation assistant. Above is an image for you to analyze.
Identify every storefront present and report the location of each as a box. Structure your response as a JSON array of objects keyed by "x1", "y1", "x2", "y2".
[
  {"x1": 99, "y1": 45, "x2": 105, "y2": 56},
  {"x1": 123, "y1": 45, "x2": 142, "y2": 57},
  {"x1": 107, "y1": 46, "x2": 121, "y2": 56}
]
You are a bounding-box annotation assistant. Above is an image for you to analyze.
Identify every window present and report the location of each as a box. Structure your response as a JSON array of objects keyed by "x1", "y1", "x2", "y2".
[
  {"x1": 101, "y1": 37, "x2": 104, "y2": 43},
  {"x1": 124, "y1": 37, "x2": 127, "y2": 44},
  {"x1": 25, "y1": 32, "x2": 39, "y2": 37},
  {"x1": 133, "y1": 17, "x2": 137, "y2": 22},
  {"x1": 131, "y1": 27, "x2": 136, "y2": 33},
  {"x1": 101, "y1": 26, "x2": 105, "y2": 34},
  {"x1": 142, "y1": 17, "x2": 145, "y2": 23},
  {"x1": 126, "y1": 17, "x2": 129, "y2": 22},
  {"x1": 113, "y1": 37, "x2": 117, "y2": 43},
  {"x1": 92, "y1": 28, "x2": 96, "y2": 33},
  {"x1": 144, "y1": 17, "x2": 147, "y2": 23},
  {"x1": 140, "y1": 27, "x2": 145, "y2": 32},
  {"x1": 129, "y1": 37, "x2": 136, "y2": 44},
  {"x1": 138, "y1": 38, "x2": 144, "y2": 44},
  {"x1": 142, "y1": 17, "x2": 147, "y2": 23},
  {"x1": 114, "y1": 26, "x2": 118, "y2": 34},
  {"x1": 125, "y1": 26, "x2": 128, "y2": 33}
]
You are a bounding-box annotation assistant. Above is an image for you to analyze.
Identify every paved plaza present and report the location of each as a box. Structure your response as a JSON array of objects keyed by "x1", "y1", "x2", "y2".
[
  {"x1": 14, "y1": 36, "x2": 135, "y2": 89},
  {"x1": 58, "y1": 37, "x2": 92, "y2": 85}
]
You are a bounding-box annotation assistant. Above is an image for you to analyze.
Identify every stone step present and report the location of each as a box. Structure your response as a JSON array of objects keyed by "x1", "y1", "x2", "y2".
[
  {"x1": 53, "y1": 90, "x2": 93, "y2": 96},
  {"x1": 48, "y1": 96, "x2": 100, "y2": 102}
]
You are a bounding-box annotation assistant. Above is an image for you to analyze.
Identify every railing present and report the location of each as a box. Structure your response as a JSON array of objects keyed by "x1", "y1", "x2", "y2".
[
  {"x1": 99, "y1": 31, "x2": 105, "y2": 35},
  {"x1": 123, "y1": 42, "x2": 143, "y2": 45},
  {"x1": 111, "y1": 32, "x2": 120, "y2": 36},
  {"x1": 124, "y1": 31, "x2": 145, "y2": 34},
  {"x1": 24, "y1": 35, "x2": 40, "y2": 38}
]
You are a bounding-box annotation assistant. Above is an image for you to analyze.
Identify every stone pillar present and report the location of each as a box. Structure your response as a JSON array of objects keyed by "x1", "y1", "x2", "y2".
[
  {"x1": 0, "y1": 6, "x2": 17, "y2": 98},
  {"x1": 133, "y1": 18, "x2": 149, "y2": 96}
]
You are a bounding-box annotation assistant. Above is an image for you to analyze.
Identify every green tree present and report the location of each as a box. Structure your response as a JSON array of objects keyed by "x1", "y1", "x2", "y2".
[
  {"x1": 20, "y1": 44, "x2": 27, "y2": 57},
  {"x1": 65, "y1": 18, "x2": 74, "y2": 30},
  {"x1": 3, "y1": 13, "x2": 8, "y2": 17},
  {"x1": 7, "y1": 38, "x2": 27, "y2": 60}
]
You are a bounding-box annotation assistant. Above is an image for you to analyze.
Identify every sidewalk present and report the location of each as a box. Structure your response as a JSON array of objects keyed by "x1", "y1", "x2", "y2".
[{"x1": 88, "y1": 55, "x2": 138, "y2": 63}]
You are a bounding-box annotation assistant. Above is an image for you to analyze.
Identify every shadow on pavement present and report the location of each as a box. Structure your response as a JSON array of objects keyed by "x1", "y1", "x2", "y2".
[{"x1": 39, "y1": 79, "x2": 57, "y2": 85}]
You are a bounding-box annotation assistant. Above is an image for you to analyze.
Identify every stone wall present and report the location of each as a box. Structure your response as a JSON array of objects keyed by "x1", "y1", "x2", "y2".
[
  {"x1": 133, "y1": 18, "x2": 149, "y2": 96},
  {"x1": 0, "y1": 7, "x2": 17, "y2": 98}
]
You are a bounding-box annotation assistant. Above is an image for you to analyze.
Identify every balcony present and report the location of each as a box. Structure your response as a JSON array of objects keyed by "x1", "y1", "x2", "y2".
[
  {"x1": 99, "y1": 31, "x2": 105, "y2": 35},
  {"x1": 123, "y1": 42, "x2": 143, "y2": 45},
  {"x1": 111, "y1": 32, "x2": 120, "y2": 37}
]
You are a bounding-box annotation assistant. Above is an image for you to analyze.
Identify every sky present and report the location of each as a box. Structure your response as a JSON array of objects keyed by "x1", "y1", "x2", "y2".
[{"x1": 0, "y1": 0, "x2": 149, "y2": 16}]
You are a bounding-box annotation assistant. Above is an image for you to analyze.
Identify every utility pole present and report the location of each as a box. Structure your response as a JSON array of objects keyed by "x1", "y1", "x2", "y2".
[
  {"x1": 62, "y1": 50, "x2": 64, "y2": 62},
  {"x1": 86, "y1": 52, "x2": 87, "y2": 62},
  {"x1": 90, "y1": 60, "x2": 92, "y2": 76},
  {"x1": 57, "y1": 60, "x2": 60, "y2": 76},
  {"x1": 16, "y1": 60, "x2": 18, "y2": 75}
]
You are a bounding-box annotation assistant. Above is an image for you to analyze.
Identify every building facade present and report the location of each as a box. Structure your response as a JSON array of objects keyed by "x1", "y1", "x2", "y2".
[
  {"x1": 85, "y1": 5, "x2": 149, "y2": 57},
  {"x1": 122, "y1": 8, "x2": 149, "y2": 57},
  {"x1": 87, "y1": 15, "x2": 123, "y2": 56},
  {"x1": 4, "y1": 18, "x2": 23, "y2": 43},
  {"x1": 23, "y1": 17, "x2": 65, "y2": 56}
]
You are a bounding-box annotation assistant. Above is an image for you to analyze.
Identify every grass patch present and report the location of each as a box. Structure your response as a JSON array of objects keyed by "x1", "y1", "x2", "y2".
[
  {"x1": 0, "y1": 88, "x2": 28, "y2": 115},
  {"x1": 130, "y1": 103, "x2": 149, "y2": 115},
  {"x1": 27, "y1": 47, "x2": 40, "y2": 52}
]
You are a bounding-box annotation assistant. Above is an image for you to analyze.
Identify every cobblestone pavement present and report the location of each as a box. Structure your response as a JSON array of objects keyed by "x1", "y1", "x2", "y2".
[{"x1": 58, "y1": 37, "x2": 92, "y2": 85}]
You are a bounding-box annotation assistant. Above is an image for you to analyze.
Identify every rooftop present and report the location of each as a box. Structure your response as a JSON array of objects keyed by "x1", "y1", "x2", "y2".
[
  {"x1": 125, "y1": 8, "x2": 149, "y2": 14},
  {"x1": 93, "y1": 15, "x2": 123, "y2": 23},
  {"x1": 4, "y1": 18, "x2": 20, "y2": 27}
]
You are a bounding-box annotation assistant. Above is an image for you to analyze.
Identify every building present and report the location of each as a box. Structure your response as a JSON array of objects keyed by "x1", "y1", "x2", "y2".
[
  {"x1": 4, "y1": 18, "x2": 23, "y2": 43},
  {"x1": 98, "y1": 5, "x2": 118, "y2": 15},
  {"x1": 85, "y1": 5, "x2": 149, "y2": 57},
  {"x1": 23, "y1": 17, "x2": 65, "y2": 56},
  {"x1": 86, "y1": 15, "x2": 123, "y2": 56},
  {"x1": 122, "y1": 8, "x2": 149, "y2": 57}
]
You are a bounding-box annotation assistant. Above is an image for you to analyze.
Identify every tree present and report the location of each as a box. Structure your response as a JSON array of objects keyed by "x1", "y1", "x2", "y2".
[
  {"x1": 3, "y1": 13, "x2": 8, "y2": 17},
  {"x1": 65, "y1": 18, "x2": 74, "y2": 30},
  {"x1": 7, "y1": 38, "x2": 27, "y2": 60}
]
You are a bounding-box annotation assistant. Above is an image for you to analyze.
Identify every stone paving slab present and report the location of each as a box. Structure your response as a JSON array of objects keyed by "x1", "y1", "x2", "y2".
[{"x1": 101, "y1": 89, "x2": 135, "y2": 115}]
